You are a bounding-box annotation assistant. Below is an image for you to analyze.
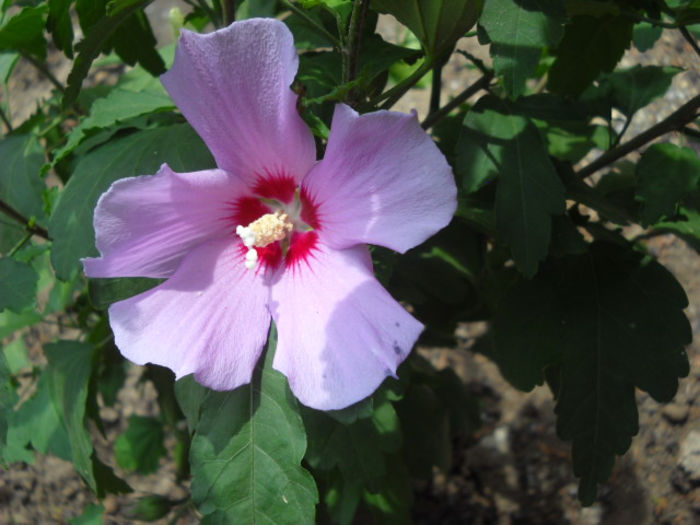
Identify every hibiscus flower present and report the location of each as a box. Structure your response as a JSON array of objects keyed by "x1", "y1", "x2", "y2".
[{"x1": 83, "y1": 18, "x2": 456, "y2": 410}]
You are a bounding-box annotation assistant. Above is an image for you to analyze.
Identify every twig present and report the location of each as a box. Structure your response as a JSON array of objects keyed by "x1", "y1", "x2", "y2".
[
  {"x1": 345, "y1": 0, "x2": 369, "y2": 85},
  {"x1": 577, "y1": 93, "x2": 700, "y2": 179},
  {"x1": 0, "y1": 199, "x2": 50, "y2": 240},
  {"x1": 680, "y1": 26, "x2": 700, "y2": 60},
  {"x1": 375, "y1": 58, "x2": 433, "y2": 110},
  {"x1": 20, "y1": 52, "x2": 65, "y2": 93},
  {"x1": 221, "y1": 0, "x2": 236, "y2": 26},
  {"x1": 422, "y1": 73, "x2": 493, "y2": 130}
]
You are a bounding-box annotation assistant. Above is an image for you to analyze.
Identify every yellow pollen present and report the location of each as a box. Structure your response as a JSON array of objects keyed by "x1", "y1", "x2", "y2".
[{"x1": 248, "y1": 211, "x2": 293, "y2": 247}]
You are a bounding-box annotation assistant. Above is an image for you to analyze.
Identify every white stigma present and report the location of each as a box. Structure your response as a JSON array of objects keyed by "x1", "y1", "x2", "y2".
[{"x1": 236, "y1": 211, "x2": 294, "y2": 271}]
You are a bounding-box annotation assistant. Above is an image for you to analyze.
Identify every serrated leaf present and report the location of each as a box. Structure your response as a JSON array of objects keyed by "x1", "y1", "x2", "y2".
[
  {"x1": 606, "y1": 65, "x2": 681, "y2": 117},
  {"x1": 65, "y1": 0, "x2": 160, "y2": 107},
  {"x1": 0, "y1": 258, "x2": 38, "y2": 313},
  {"x1": 371, "y1": 0, "x2": 482, "y2": 57},
  {"x1": 480, "y1": 0, "x2": 566, "y2": 97},
  {"x1": 458, "y1": 96, "x2": 565, "y2": 276},
  {"x1": 44, "y1": 341, "x2": 96, "y2": 489},
  {"x1": 4, "y1": 372, "x2": 72, "y2": 464},
  {"x1": 0, "y1": 134, "x2": 46, "y2": 222},
  {"x1": 0, "y1": 5, "x2": 48, "y2": 59},
  {"x1": 636, "y1": 143, "x2": 700, "y2": 226},
  {"x1": 491, "y1": 242, "x2": 691, "y2": 504},
  {"x1": 303, "y1": 397, "x2": 400, "y2": 487},
  {"x1": 48, "y1": 0, "x2": 75, "y2": 57},
  {"x1": 178, "y1": 329, "x2": 318, "y2": 524},
  {"x1": 115, "y1": 416, "x2": 166, "y2": 474},
  {"x1": 549, "y1": 15, "x2": 633, "y2": 95},
  {"x1": 49, "y1": 124, "x2": 214, "y2": 280},
  {"x1": 54, "y1": 88, "x2": 174, "y2": 164}
]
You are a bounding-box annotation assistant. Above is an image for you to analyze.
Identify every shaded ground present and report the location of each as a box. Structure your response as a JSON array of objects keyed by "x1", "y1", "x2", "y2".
[{"x1": 1, "y1": 8, "x2": 699, "y2": 525}]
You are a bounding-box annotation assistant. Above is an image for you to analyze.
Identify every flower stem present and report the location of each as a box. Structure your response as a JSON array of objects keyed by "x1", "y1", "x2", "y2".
[
  {"x1": 0, "y1": 198, "x2": 50, "y2": 240},
  {"x1": 577, "y1": 93, "x2": 700, "y2": 178}
]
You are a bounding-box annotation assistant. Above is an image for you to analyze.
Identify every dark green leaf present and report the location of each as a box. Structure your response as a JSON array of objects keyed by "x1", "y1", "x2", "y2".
[
  {"x1": 68, "y1": 504, "x2": 104, "y2": 525},
  {"x1": 0, "y1": 134, "x2": 46, "y2": 222},
  {"x1": 91, "y1": 454, "x2": 132, "y2": 497},
  {"x1": 480, "y1": 0, "x2": 566, "y2": 97},
  {"x1": 0, "y1": 258, "x2": 38, "y2": 313},
  {"x1": 179, "y1": 329, "x2": 318, "y2": 523},
  {"x1": 371, "y1": 0, "x2": 482, "y2": 57},
  {"x1": 636, "y1": 143, "x2": 700, "y2": 226},
  {"x1": 44, "y1": 341, "x2": 96, "y2": 489},
  {"x1": 125, "y1": 494, "x2": 180, "y2": 522},
  {"x1": 458, "y1": 96, "x2": 565, "y2": 276},
  {"x1": 491, "y1": 242, "x2": 691, "y2": 504},
  {"x1": 48, "y1": 0, "x2": 75, "y2": 57},
  {"x1": 549, "y1": 15, "x2": 633, "y2": 96},
  {"x1": 115, "y1": 416, "x2": 166, "y2": 474},
  {"x1": 362, "y1": 455, "x2": 413, "y2": 524},
  {"x1": 0, "y1": 5, "x2": 49, "y2": 59},
  {"x1": 633, "y1": 21, "x2": 662, "y2": 52},
  {"x1": 654, "y1": 207, "x2": 700, "y2": 252},
  {"x1": 606, "y1": 66, "x2": 681, "y2": 116},
  {"x1": 65, "y1": 0, "x2": 162, "y2": 107},
  {"x1": 49, "y1": 124, "x2": 215, "y2": 280},
  {"x1": 88, "y1": 277, "x2": 164, "y2": 309},
  {"x1": 0, "y1": 350, "x2": 17, "y2": 455}
]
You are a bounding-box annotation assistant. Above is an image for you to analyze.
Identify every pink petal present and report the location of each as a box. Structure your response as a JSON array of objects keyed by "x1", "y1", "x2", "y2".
[
  {"x1": 109, "y1": 239, "x2": 271, "y2": 390},
  {"x1": 161, "y1": 19, "x2": 316, "y2": 184},
  {"x1": 302, "y1": 104, "x2": 457, "y2": 253},
  {"x1": 83, "y1": 165, "x2": 244, "y2": 279},
  {"x1": 270, "y1": 243, "x2": 423, "y2": 410}
]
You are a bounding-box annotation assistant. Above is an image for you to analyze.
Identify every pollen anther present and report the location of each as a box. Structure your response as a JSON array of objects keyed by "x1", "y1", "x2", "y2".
[{"x1": 237, "y1": 210, "x2": 294, "y2": 270}]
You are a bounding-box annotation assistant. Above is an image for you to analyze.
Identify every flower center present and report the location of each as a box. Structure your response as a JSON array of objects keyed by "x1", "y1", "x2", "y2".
[
  {"x1": 236, "y1": 211, "x2": 294, "y2": 270},
  {"x1": 230, "y1": 173, "x2": 321, "y2": 271}
]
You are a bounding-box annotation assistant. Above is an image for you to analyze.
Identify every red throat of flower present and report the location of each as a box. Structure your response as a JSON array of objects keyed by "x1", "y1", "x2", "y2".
[{"x1": 230, "y1": 173, "x2": 320, "y2": 272}]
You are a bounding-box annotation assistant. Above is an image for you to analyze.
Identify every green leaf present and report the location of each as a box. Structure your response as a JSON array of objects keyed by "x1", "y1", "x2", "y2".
[
  {"x1": 457, "y1": 96, "x2": 565, "y2": 276},
  {"x1": 633, "y1": 21, "x2": 662, "y2": 52},
  {"x1": 0, "y1": 5, "x2": 49, "y2": 59},
  {"x1": 654, "y1": 207, "x2": 700, "y2": 252},
  {"x1": 0, "y1": 350, "x2": 17, "y2": 455},
  {"x1": 0, "y1": 51, "x2": 19, "y2": 83},
  {"x1": 0, "y1": 258, "x2": 38, "y2": 313},
  {"x1": 491, "y1": 242, "x2": 691, "y2": 504},
  {"x1": 606, "y1": 65, "x2": 681, "y2": 116},
  {"x1": 88, "y1": 277, "x2": 164, "y2": 309},
  {"x1": 115, "y1": 416, "x2": 166, "y2": 474},
  {"x1": 69, "y1": 504, "x2": 104, "y2": 525},
  {"x1": 636, "y1": 143, "x2": 700, "y2": 226},
  {"x1": 4, "y1": 372, "x2": 72, "y2": 464},
  {"x1": 44, "y1": 341, "x2": 96, "y2": 489},
  {"x1": 480, "y1": 0, "x2": 566, "y2": 97},
  {"x1": 48, "y1": 0, "x2": 75, "y2": 57},
  {"x1": 2, "y1": 338, "x2": 29, "y2": 374},
  {"x1": 177, "y1": 329, "x2": 318, "y2": 523},
  {"x1": 549, "y1": 15, "x2": 633, "y2": 96},
  {"x1": 371, "y1": 0, "x2": 482, "y2": 57},
  {"x1": 49, "y1": 124, "x2": 214, "y2": 280},
  {"x1": 0, "y1": 134, "x2": 46, "y2": 222},
  {"x1": 125, "y1": 494, "x2": 180, "y2": 522},
  {"x1": 303, "y1": 397, "x2": 401, "y2": 487},
  {"x1": 54, "y1": 87, "x2": 175, "y2": 164}
]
